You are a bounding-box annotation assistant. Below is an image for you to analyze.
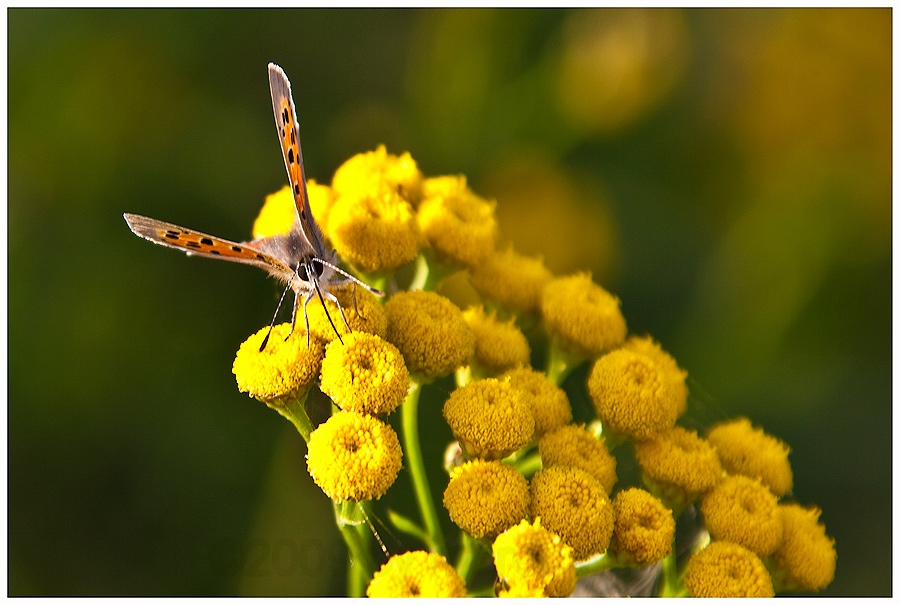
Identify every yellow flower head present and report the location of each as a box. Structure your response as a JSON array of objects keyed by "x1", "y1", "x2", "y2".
[
  {"x1": 443, "y1": 459, "x2": 530, "y2": 538},
  {"x1": 305, "y1": 283, "x2": 387, "y2": 344},
  {"x1": 442, "y1": 378, "x2": 534, "y2": 459},
  {"x1": 252, "y1": 180, "x2": 335, "y2": 240},
  {"x1": 621, "y1": 335, "x2": 689, "y2": 417},
  {"x1": 530, "y1": 465, "x2": 614, "y2": 561},
  {"x1": 327, "y1": 187, "x2": 422, "y2": 273},
  {"x1": 541, "y1": 273, "x2": 627, "y2": 357},
  {"x1": 306, "y1": 411, "x2": 402, "y2": 502},
  {"x1": 492, "y1": 517, "x2": 577, "y2": 598},
  {"x1": 463, "y1": 306, "x2": 531, "y2": 376},
  {"x1": 232, "y1": 323, "x2": 324, "y2": 401},
  {"x1": 385, "y1": 290, "x2": 474, "y2": 380},
  {"x1": 332, "y1": 145, "x2": 423, "y2": 205},
  {"x1": 609, "y1": 488, "x2": 675, "y2": 566},
  {"x1": 633, "y1": 426, "x2": 723, "y2": 507},
  {"x1": 417, "y1": 175, "x2": 498, "y2": 267},
  {"x1": 683, "y1": 541, "x2": 775, "y2": 597},
  {"x1": 469, "y1": 246, "x2": 554, "y2": 314},
  {"x1": 504, "y1": 367, "x2": 572, "y2": 436},
  {"x1": 770, "y1": 503, "x2": 836, "y2": 592},
  {"x1": 366, "y1": 550, "x2": 467, "y2": 598},
  {"x1": 707, "y1": 417, "x2": 793, "y2": 497},
  {"x1": 538, "y1": 424, "x2": 617, "y2": 493},
  {"x1": 319, "y1": 332, "x2": 409, "y2": 416},
  {"x1": 587, "y1": 349, "x2": 680, "y2": 441},
  {"x1": 700, "y1": 475, "x2": 783, "y2": 557}
]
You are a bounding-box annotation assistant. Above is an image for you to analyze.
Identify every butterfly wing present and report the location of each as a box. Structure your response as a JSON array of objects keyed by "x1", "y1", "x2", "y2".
[{"x1": 267, "y1": 63, "x2": 328, "y2": 259}]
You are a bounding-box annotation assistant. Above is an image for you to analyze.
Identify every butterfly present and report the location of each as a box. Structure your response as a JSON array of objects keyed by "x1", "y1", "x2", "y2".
[{"x1": 125, "y1": 63, "x2": 381, "y2": 351}]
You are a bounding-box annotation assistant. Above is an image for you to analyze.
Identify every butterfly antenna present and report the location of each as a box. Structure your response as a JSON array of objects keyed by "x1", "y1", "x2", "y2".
[
  {"x1": 259, "y1": 275, "x2": 296, "y2": 352},
  {"x1": 318, "y1": 258, "x2": 384, "y2": 297},
  {"x1": 306, "y1": 259, "x2": 344, "y2": 345},
  {"x1": 357, "y1": 503, "x2": 392, "y2": 560}
]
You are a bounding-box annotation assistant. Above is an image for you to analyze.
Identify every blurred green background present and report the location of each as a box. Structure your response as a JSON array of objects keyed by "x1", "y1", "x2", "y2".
[{"x1": 9, "y1": 8, "x2": 890, "y2": 596}]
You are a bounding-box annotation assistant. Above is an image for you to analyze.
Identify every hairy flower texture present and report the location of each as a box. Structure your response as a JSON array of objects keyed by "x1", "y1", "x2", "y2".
[
  {"x1": 443, "y1": 378, "x2": 534, "y2": 459},
  {"x1": 469, "y1": 246, "x2": 553, "y2": 314},
  {"x1": 770, "y1": 503, "x2": 836, "y2": 592},
  {"x1": 492, "y1": 518, "x2": 577, "y2": 597},
  {"x1": 530, "y1": 466, "x2": 614, "y2": 561},
  {"x1": 683, "y1": 541, "x2": 774, "y2": 597},
  {"x1": 319, "y1": 332, "x2": 409, "y2": 416},
  {"x1": 633, "y1": 426, "x2": 723, "y2": 507},
  {"x1": 417, "y1": 175, "x2": 498, "y2": 267},
  {"x1": 707, "y1": 417, "x2": 793, "y2": 497},
  {"x1": 621, "y1": 335, "x2": 689, "y2": 417},
  {"x1": 504, "y1": 367, "x2": 572, "y2": 436},
  {"x1": 366, "y1": 550, "x2": 467, "y2": 598},
  {"x1": 305, "y1": 284, "x2": 387, "y2": 344},
  {"x1": 233, "y1": 323, "x2": 324, "y2": 401},
  {"x1": 443, "y1": 460, "x2": 530, "y2": 538},
  {"x1": 587, "y1": 349, "x2": 679, "y2": 441},
  {"x1": 306, "y1": 411, "x2": 402, "y2": 502},
  {"x1": 332, "y1": 145, "x2": 424, "y2": 205},
  {"x1": 700, "y1": 475, "x2": 783, "y2": 557},
  {"x1": 609, "y1": 488, "x2": 675, "y2": 566},
  {"x1": 328, "y1": 187, "x2": 421, "y2": 273},
  {"x1": 463, "y1": 306, "x2": 530, "y2": 375},
  {"x1": 541, "y1": 273, "x2": 627, "y2": 357},
  {"x1": 385, "y1": 290, "x2": 474, "y2": 380},
  {"x1": 538, "y1": 424, "x2": 617, "y2": 493}
]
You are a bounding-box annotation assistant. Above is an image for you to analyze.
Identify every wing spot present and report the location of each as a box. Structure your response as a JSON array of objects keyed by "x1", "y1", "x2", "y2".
[
  {"x1": 164, "y1": 231, "x2": 180, "y2": 240},
  {"x1": 231, "y1": 245, "x2": 243, "y2": 253},
  {"x1": 288, "y1": 148, "x2": 294, "y2": 165},
  {"x1": 256, "y1": 253, "x2": 267, "y2": 260},
  {"x1": 291, "y1": 131, "x2": 296, "y2": 145},
  {"x1": 186, "y1": 241, "x2": 202, "y2": 249},
  {"x1": 282, "y1": 108, "x2": 289, "y2": 125},
  {"x1": 294, "y1": 184, "x2": 300, "y2": 195},
  {"x1": 200, "y1": 237, "x2": 214, "y2": 246},
  {"x1": 210, "y1": 250, "x2": 221, "y2": 255}
]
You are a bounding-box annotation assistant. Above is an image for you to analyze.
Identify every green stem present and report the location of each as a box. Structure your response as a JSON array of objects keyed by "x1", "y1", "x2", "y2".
[
  {"x1": 263, "y1": 388, "x2": 314, "y2": 441},
  {"x1": 456, "y1": 532, "x2": 490, "y2": 586},
  {"x1": 657, "y1": 551, "x2": 687, "y2": 597},
  {"x1": 408, "y1": 251, "x2": 454, "y2": 292},
  {"x1": 575, "y1": 553, "x2": 616, "y2": 577},
  {"x1": 545, "y1": 336, "x2": 587, "y2": 386},
  {"x1": 401, "y1": 380, "x2": 447, "y2": 556},
  {"x1": 335, "y1": 500, "x2": 375, "y2": 597}
]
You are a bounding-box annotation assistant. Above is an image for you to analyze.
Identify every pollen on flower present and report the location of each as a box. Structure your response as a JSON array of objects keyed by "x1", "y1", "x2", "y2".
[
  {"x1": 530, "y1": 465, "x2": 614, "y2": 561},
  {"x1": 770, "y1": 503, "x2": 836, "y2": 592},
  {"x1": 633, "y1": 426, "x2": 723, "y2": 507},
  {"x1": 332, "y1": 145, "x2": 424, "y2": 206},
  {"x1": 707, "y1": 417, "x2": 793, "y2": 497},
  {"x1": 538, "y1": 424, "x2": 617, "y2": 493},
  {"x1": 443, "y1": 459, "x2": 530, "y2": 538},
  {"x1": 252, "y1": 185, "x2": 295, "y2": 239},
  {"x1": 442, "y1": 378, "x2": 534, "y2": 459},
  {"x1": 492, "y1": 517, "x2": 577, "y2": 597},
  {"x1": 683, "y1": 541, "x2": 775, "y2": 597},
  {"x1": 305, "y1": 283, "x2": 387, "y2": 343},
  {"x1": 319, "y1": 332, "x2": 409, "y2": 416},
  {"x1": 504, "y1": 367, "x2": 572, "y2": 436},
  {"x1": 621, "y1": 335, "x2": 689, "y2": 417},
  {"x1": 417, "y1": 175, "x2": 498, "y2": 267},
  {"x1": 587, "y1": 349, "x2": 680, "y2": 441},
  {"x1": 541, "y1": 273, "x2": 627, "y2": 357},
  {"x1": 366, "y1": 550, "x2": 467, "y2": 598},
  {"x1": 463, "y1": 306, "x2": 531, "y2": 376},
  {"x1": 609, "y1": 488, "x2": 675, "y2": 566},
  {"x1": 385, "y1": 290, "x2": 474, "y2": 380},
  {"x1": 700, "y1": 475, "x2": 783, "y2": 557},
  {"x1": 232, "y1": 323, "x2": 325, "y2": 401},
  {"x1": 306, "y1": 411, "x2": 402, "y2": 502},
  {"x1": 327, "y1": 188, "x2": 422, "y2": 272},
  {"x1": 469, "y1": 246, "x2": 553, "y2": 315}
]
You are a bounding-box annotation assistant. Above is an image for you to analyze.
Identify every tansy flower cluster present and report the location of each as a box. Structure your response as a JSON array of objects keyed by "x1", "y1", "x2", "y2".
[{"x1": 227, "y1": 146, "x2": 835, "y2": 597}]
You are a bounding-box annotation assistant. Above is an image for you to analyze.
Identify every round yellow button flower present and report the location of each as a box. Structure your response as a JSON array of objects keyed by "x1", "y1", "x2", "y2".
[
  {"x1": 504, "y1": 367, "x2": 572, "y2": 436},
  {"x1": 367, "y1": 550, "x2": 466, "y2": 598},
  {"x1": 252, "y1": 180, "x2": 336, "y2": 241},
  {"x1": 306, "y1": 411, "x2": 402, "y2": 502},
  {"x1": 469, "y1": 246, "x2": 553, "y2": 314},
  {"x1": 770, "y1": 503, "x2": 836, "y2": 592},
  {"x1": 539, "y1": 424, "x2": 617, "y2": 493},
  {"x1": 332, "y1": 145, "x2": 424, "y2": 206},
  {"x1": 707, "y1": 417, "x2": 793, "y2": 497},
  {"x1": 319, "y1": 332, "x2": 409, "y2": 416},
  {"x1": 443, "y1": 460, "x2": 529, "y2": 538},
  {"x1": 609, "y1": 488, "x2": 675, "y2": 566},
  {"x1": 305, "y1": 283, "x2": 387, "y2": 344},
  {"x1": 443, "y1": 378, "x2": 534, "y2": 459},
  {"x1": 463, "y1": 306, "x2": 530, "y2": 376},
  {"x1": 588, "y1": 349, "x2": 679, "y2": 441},
  {"x1": 233, "y1": 323, "x2": 325, "y2": 401},
  {"x1": 385, "y1": 290, "x2": 474, "y2": 380},
  {"x1": 621, "y1": 335, "x2": 689, "y2": 417},
  {"x1": 417, "y1": 175, "x2": 498, "y2": 267},
  {"x1": 633, "y1": 426, "x2": 722, "y2": 507},
  {"x1": 530, "y1": 466, "x2": 614, "y2": 561},
  {"x1": 492, "y1": 518, "x2": 577, "y2": 597},
  {"x1": 541, "y1": 273, "x2": 627, "y2": 357},
  {"x1": 683, "y1": 541, "x2": 774, "y2": 597},
  {"x1": 700, "y1": 475, "x2": 783, "y2": 557}
]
